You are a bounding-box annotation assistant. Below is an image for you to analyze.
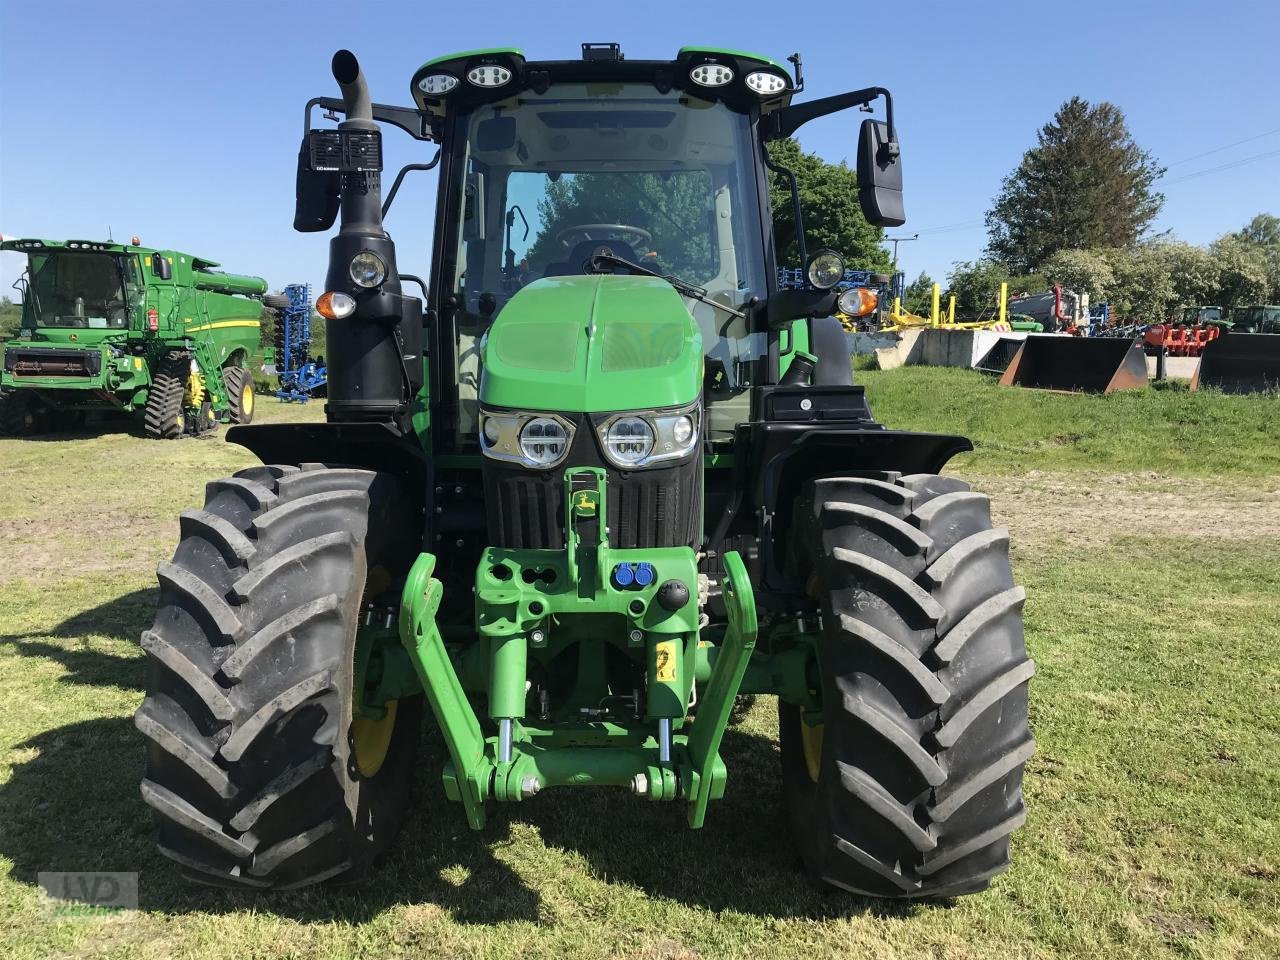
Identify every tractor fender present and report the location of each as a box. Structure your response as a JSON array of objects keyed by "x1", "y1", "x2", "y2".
[
  {"x1": 226, "y1": 422, "x2": 430, "y2": 526},
  {"x1": 730, "y1": 417, "x2": 972, "y2": 594}
]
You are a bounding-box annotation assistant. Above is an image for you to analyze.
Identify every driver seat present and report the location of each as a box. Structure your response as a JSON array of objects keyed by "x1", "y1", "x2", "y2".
[{"x1": 543, "y1": 239, "x2": 639, "y2": 277}]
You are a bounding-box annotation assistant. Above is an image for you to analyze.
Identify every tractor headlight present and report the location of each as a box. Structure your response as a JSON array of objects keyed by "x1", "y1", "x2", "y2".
[
  {"x1": 349, "y1": 251, "x2": 387, "y2": 288},
  {"x1": 519, "y1": 417, "x2": 570, "y2": 466},
  {"x1": 596, "y1": 404, "x2": 700, "y2": 469},
  {"x1": 603, "y1": 417, "x2": 655, "y2": 466},
  {"x1": 807, "y1": 249, "x2": 846, "y2": 290},
  {"x1": 417, "y1": 73, "x2": 458, "y2": 96},
  {"x1": 744, "y1": 71, "x2": 788, "y2": 96},
  {"x1": 478, "y1": 409, "x2": 576, "y2": 468},
  {"x1": 689, "y1": 63, "x2": 734, "y2": 87}
]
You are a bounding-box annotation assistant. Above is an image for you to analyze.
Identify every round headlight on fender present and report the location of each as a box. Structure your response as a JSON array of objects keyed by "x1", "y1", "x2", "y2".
[
  {"x1": 349, "y1": 251, "x2": 387, "y2": 288},
  {"x1": 807, "y1": 249, "x2": 846, "y2": 290}
]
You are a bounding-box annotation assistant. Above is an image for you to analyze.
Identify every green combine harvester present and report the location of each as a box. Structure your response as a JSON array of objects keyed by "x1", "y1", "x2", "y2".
[
  {"x1": 0, "y1": 238, "x2": 266, "y2": 437},
  {"x1": 135, "y1": 44, "x2": 1035, "y2": 899}
]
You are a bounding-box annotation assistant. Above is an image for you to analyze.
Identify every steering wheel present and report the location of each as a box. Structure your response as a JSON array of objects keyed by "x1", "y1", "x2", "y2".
[{"x1": 557, "y1": 223, "x2": 653, "y2": 248}]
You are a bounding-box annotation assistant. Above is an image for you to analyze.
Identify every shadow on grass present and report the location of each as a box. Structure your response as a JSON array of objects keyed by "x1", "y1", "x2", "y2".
[
  {"x1": 1, "y1": 588, "x2": 155, "y2": 690},
  {"x1": 1, "y1": 595, "x2": 912, "y2": 923},
  {"x1": 1, "y1": 706, "x2": 915, "y2": 925},
  {"x1": 8, "y1": 412, "x2": 141, "y2": 442}
]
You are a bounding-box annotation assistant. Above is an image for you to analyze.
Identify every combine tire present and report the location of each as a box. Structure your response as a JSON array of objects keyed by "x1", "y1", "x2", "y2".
[
  {"x1": 222, "y1": 366, "x2": 255, "y2": 425},
  {"x1": 0, "y1": 391, "x2": 40, "y2": 436},
  {"x1": 781, "y1": 472, "x2": 1034, "y2": 898},
  {"x1": 143, "y1": 352, "x2": 189, "y2": 439},
  {"x1": 262, "y1": 293, "x2": 290, "y2": 311},
  {"x1": 135, "y1": 464, "x2": 422, "y2": 888}
]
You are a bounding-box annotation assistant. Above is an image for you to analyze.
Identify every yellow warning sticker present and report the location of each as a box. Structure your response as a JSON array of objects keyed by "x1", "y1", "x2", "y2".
[{"x1": 654, "y1": 639, "x2": 677, "y2": 683}]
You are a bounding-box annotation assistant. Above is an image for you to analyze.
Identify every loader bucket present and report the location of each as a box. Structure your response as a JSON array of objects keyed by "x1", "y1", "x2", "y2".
[
  {"x1": 974, "y1": 335, "x2": 1026, "y2": 377},
  {"x1": 998, "y1": 335, "x2": 1148, "y2": 393},
  {"x1": 1191, "y1": 332, "x2": 1280, "y2": 394}
]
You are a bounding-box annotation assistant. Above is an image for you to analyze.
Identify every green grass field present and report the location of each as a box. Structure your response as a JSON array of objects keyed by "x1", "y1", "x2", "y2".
[{"x1": 1, "y1": 375, "x2": 1277, "y2": 959}]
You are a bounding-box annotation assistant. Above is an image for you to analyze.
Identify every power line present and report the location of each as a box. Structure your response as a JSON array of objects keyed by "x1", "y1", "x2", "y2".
[
  {"x1": 1160, "y1": 147, "x2": 1280, "y2": 186},
  {"x1": 912, "y1": 219, "x2": 985, "y2": 236},
  {"x1": 1164, "y1": 127, "x2": 1280, "y2": 167}
]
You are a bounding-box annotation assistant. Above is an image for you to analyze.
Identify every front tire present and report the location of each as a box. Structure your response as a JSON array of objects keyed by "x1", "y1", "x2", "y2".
[
  {"x1": 782, "y1": 472, "x2": 1034, "y2": 898},
  {"x1": 135, "y1": 464, "x2": 422, "y2": 888}
]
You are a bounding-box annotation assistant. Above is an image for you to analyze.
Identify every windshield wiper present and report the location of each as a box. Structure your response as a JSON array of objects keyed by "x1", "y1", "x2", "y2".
[{"x1": 587, "y1": 253, "x2": 747, "y2": 321}]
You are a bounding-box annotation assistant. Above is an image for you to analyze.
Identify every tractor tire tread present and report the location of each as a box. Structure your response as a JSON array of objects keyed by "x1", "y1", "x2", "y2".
[
  {"x1": 136, "y1": 464, "x2": 420, "y2": 889},
  {"x1": 782, "y1": 472, "x2": 1034, "y2": 899}
]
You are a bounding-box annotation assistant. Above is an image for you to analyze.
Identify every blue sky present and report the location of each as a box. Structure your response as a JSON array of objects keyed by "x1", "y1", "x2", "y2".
[{"x1": 2, "y1": 0, "x2": 1277, "y2": 295}]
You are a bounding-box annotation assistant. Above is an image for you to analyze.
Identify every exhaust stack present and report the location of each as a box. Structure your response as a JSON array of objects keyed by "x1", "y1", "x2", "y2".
[{"x1": 321, "y1": 49, "x2": 423, "y2": 424}]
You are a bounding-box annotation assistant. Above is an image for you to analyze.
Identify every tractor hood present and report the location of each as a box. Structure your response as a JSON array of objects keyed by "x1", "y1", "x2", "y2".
[{"x1": 479, "y1": 275, "x2": 703, "y2": 413}]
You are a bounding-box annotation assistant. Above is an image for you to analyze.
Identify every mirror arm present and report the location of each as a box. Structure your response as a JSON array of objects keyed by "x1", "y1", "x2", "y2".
[
  {"x1": 305, "y1": 96, "x2": 434, "y2": 141},
  {"x1": 399, "y1": 274, "x2": 428, "y2": 300},
  {"x1": 768, "y1": 85, "x2": 894, "y2": 141},
  {"x1": 761, "y1": 141, "x2": 808, "y2": 267},
  {"x1": 382, "y1": 153, "x2": 442, "y2": 218}
]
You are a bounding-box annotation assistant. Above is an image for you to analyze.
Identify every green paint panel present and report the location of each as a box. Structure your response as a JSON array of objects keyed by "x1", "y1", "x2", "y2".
[
  {"x1": 676, "y1": 46, "x2": 791, "y2": 75},
  {"x1": 480, "y1": 275, "x2": 702, "y2": 413},
  {"x1": 417, "y1": 47, "x2": 525, "y2": 72}
]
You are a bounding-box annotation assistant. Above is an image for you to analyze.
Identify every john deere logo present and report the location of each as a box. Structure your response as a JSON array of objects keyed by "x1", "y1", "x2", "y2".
[{"x1": 572, "y1": 490, "x2": 599, "y2": 516}]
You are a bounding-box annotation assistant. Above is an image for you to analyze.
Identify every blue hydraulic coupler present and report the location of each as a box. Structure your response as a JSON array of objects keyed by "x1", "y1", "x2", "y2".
[
  {"x1": 613, "y1": 563, "x2": 635, "y2": 588},
  {"x1": 634, "y1": 562, "x2": 656, "y2": 587}
]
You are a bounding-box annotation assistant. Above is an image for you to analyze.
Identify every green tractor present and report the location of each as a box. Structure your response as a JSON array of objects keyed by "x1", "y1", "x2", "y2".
[
  {"x1": 135, "y1": 44, "x2": 1035, "y2": 899},
  {"x1": 0, "y1": 238, "x2": 266, "y2": 438}
]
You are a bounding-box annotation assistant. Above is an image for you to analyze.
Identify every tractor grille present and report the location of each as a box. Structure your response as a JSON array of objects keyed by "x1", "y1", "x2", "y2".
[
  {"x1": 4, "y1": 347, "x2": 102, "y2": 378},
  {"x1": 482, "y1": 420, "x2": 701, "y2": 550}
]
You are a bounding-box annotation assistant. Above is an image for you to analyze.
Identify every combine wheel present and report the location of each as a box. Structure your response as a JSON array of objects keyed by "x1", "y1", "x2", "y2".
[
  {"x1": 262, "y1": 293, "x2": 291, "y2": 311},
  {"x1": 143, "y1": 352, "x2": 190, "y2": 439},
  {"x1": 781, "y1": 472, "x2": 1034, "y2": 898},
  {"x1": 135, "y1": 464, "x2": 422, "y2": 888},
  {"x1": 0, "y1": 391, "x2": 40, "y2": 436},
  {"x1": 222, "y1": 366, "x2": 255, "y2": 425}
]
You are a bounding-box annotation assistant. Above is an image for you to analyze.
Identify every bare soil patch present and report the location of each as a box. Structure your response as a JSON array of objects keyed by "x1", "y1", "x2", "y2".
[{"x1": 971, "y1": 471, "x2": 1280, "y2": 551}]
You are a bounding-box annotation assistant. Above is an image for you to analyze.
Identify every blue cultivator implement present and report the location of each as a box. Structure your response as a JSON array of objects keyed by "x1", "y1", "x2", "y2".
[{"x1": 273, "y1": 283, "x2": 327, "y2": 402}]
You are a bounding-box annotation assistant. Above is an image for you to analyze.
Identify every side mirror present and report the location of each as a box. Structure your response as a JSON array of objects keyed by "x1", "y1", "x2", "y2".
[
  {"x1": 765, "y1": 288, "x2": 838, "y2": 330},
  {"x1": 857, "y1": 119, "x2": 905, "y2": 227},
  {"x1": 150, "y1": 253, "x2": 172, "y2": 280},
  {"x1": 294, "y1": 135, "x2": 341, "y2": 233}
]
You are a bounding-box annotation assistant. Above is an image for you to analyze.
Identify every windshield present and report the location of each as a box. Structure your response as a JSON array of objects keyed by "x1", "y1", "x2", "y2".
[
  {"x1": 446, "y1": 83, "x2": 769, "y2": 442},
  {"x1": 27, "y1": 252, "x2": 135, "y2": 329}
]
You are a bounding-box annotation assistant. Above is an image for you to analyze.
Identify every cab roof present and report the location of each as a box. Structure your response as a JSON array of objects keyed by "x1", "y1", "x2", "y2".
[{"x1": 409, "y1": 43, "x2": 798, "y2": 118}]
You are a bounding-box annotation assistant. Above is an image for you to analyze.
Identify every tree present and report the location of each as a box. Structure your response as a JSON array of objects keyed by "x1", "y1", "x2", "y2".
[
  {"x1": 945, "y1": 259, "x2": 1037, "y2": 314},
  {"x1": 1229, "y1": 212, "x2": 1280, "y2": 302},
  {"x1": 765, "y1": 138, "x2": 891, "y2": 271},
  {"x1": 1208, "y1": 235, "x2": 1270, "y2": 309},
  {"x1": 901, "y1": 271, "x2": 935, "y2": 315},
  {"x1": 0, "y1": 296, "x2": 22, "y2": 340},
  {"x1": 526, "y1": 172, "x2": 717, "y2": 283},
  {"x1": 1039, "y1": 248, "x2": 1116, "y2": 301},
  {"x1": 985, "y1": 97, "x2": 1165, "y2": 273},
  {"x1": 1234, "y1": 212, "x2": 1280, "y2": 248}
]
